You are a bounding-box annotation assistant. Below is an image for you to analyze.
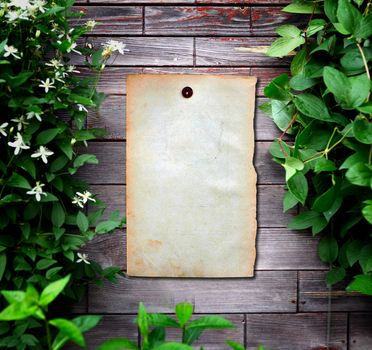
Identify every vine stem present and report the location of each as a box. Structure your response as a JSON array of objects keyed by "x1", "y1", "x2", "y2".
[
  {"x1": 369, "y1": 145, "x2": 372, "y2": 166},
  {"x1": 357, "y1": 43, "x2": 371, "y2": 81},
  {"x1": 45, "y1": 320, "x2": 52, "y2": 350},
  {"x1": 278, "y1": 112, "x2": 298, "y2": 157}
]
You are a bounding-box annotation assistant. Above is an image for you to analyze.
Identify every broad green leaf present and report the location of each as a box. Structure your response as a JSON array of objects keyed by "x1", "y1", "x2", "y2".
[
  {"x1": 49, "y1": 318, "x2": 85, "y2": 347},
  {"x1": 73, "y1": 154, "x2": 98, "y2": 168},
  {"x1": 147, "y1": 313, "x2": 179, "y2": 328},
  {"x1": 186, "y1": 316, "x2": 234, "y2": 330},
  {"x1": 294, "y1": 94, "x2": 331, "y2": 122},
  {"x1": 312, "y1": 184, "x2": 339, "y2": 212},
  {"x1": 326, "y1": 267, "x2": 346, "y2": 286},
  {"x1": 176, "y1": 302, "x2": 193, "y2": 327},
  {"x1": 346, "y1": 163, "x2": 372, "y2": 188},
  {"x1": 290, "y1": 48, "x2": 307, "y2": 75},
  {"x1": 347, "y1": 240, "x2": 364, "y2": 266},
  {"x1": 36, "y1": 259, "x2": 57, "y2": 270},
  {"x1": 318, "y1": 235, "x2": 338, "y2": 263},
  {"x1": 263, "y1": 74, "x2": 291, "y2": 101},
  {"x1": 153, "y1": 343, "x2": 194, "y2": 350},
  {"x1": 283, "y1": 190, "x2": 299, "y2": 212},
  {"x1": 269, "y1": 139, "x2": 291, "y2": 159},
  {"x1": 337, "y1": 0, "x2": 362, "y2": 35},
  {"x1": 354, "y1": 14, "x2": 372, "y2": 39},
  {"x1": 0, "y1": 253, "x2": 6, "y2": 281},
  {"x1": 183, "y1": 328, "x2": 204, "y2": 345},
  {"x1": 1, "y1": 290, "x2": 25, "y2": 303},
  {"x1": 353, "y1": 116, "x2": 372, "y2": 144},
  {"x1": 314, "y1": 158, "x2": 337, "y2": 173},
  {"x1": 306, "y1": 19, "x2": 326, "y2": 36},
  {"x1": 347, "y1": 275, "x2": 372, "y2": 295},
  {"x1": 52, "y1": 202, "x2": 65, "y2": 228},
  {"x1": 39, "y1": 275, "x2": 70, "y2": 306},
  {"x1": 7, "y1": 173, "x2": 31, "y2": 190},
  {"x1": 271, "y1": 100, "x2": 296, "y2": 134},
  {"x1": 283, "y1": 1, "x2": 322, "y2": 14},
  {"x1": 323, "y1": 66, "x2": 349, "y2": 103},
  {"x1": 288, "y1": 210, "x2": 321, "y2": 230},
  {"x1": 287, "y1": 172, "x2": 308, "y2": 204},
  {"x1": 289, "y1": 74, "x2": 317, "y2": 91},
  {"x1": 76, "y1": 211, "x2": 89, "y2": 232},
  {"x1": 36, "y1": 128, "x2": 62, "y2": 145},
  {"x1": 0, "y1": 303, "x2": 38, "y2": 321},
  {"x1": 267, "y1": 36, "x2": 305, "y2": 58},
  {"x1": 276, "y1": 25, "x2": 302, "y2": 38},
  {"x1": 348, "y1": 74, "x2": 370, "y2": 108},
  {"x1": 359, "y1": 245, "x2": 372, "y2": 274},
  {"x1": 283, "y1": 157, "x2": 304, "y2": 181},
  {"x1": 225, "y1": 340, "x2": 246, "y2": 350},
  {"x1": 357, "y1": 103, "x2": 372, "y2": 114},
  {"x1": 56, "y1": 139, "x2": 73, "y2": 160},
  {"x1": 95, "y1": 220, "x2": 120, "y2": 234},
  {"x1": 137, "y1": 303, "x2": 148, "y2": 339},
  {"x1": 362, "y1": 200, "x2": 372, "y2": 224},
  {"x1": 96, "y1": 338, "x2": 138, "y2": 350},
  {"x1": 324, "y1": 0, "x2": 338, "y2": 22}
]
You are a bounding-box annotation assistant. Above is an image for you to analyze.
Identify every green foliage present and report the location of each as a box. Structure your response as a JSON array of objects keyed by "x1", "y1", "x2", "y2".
[
  {"x1": 263, "y1": 0, "x2": 372, "y2": 294},
  {"x1": 0, "y1": 0, "x2": 126, "y2": 348},
  {"x1": 0, "y1": 276, "x2": 101, "y2": 349},
  {"x1": 97, "y1": 302, "x2": 265, "y2": 350}
]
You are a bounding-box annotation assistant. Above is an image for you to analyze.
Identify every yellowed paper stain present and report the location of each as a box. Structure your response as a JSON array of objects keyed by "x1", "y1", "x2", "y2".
[{"x1": 127, "y1": 74, "x2": 257, "y2": 277}]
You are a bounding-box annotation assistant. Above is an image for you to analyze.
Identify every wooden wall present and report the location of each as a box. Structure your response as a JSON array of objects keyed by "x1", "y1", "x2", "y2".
[{"x1": 71, "y1": 1, "x2": 372, "y2": 349}]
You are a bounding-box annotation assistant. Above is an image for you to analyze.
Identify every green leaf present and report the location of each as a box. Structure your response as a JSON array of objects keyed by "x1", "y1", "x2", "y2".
[
  {"x1": 289, "y1": 74, "x2": 317, "y2": 91},
  {"x1": 312, "y1": 184, "x2": 339, "y2": 212},
  {"x1": 354, "y1": 14, "x2": 372, "y2": 39},
  {"x1": 314, "y1": 158, "x2": 337, "y2": 173},
  {"x1": 283, "y1": 190, "x2": 299, "y2": 212},
  {"x1": 271, "y1": 101, "x2": 296, "y2": 134},
  {"x1": 337, "y1": 0, "x2": 362, "y2": 35},
  {"x1": 347, "y1": 240, "x2": 364, "y2": 266},
  {"x1": 225, "y1": 340, "x2": 246, "y2": 350},
  {"x1": 73, "y1": 154, "x2": 99, "y2": 168},
  {"x1": 56, "y1": 139, "x2": 73, "y2": 160},
  {"x1": 282, "y1": 1, "x2": 322, "y2": 14},
  {"x1": 359, "y1": 244, "x2": 372, "y2": 274},
  {"x1": 290, "y1": 48, "x2": 307, "y2": 75},
  {"x1": 147, "y1": 313, "x2": 179, "y2": 328},
  {"x1": 263, "y1": 74, "x2": 291, "y2": 101},
  {"x1": 186, "y1": 316, "x2": 234, "y2": 330},
  {"x1": 347, "y1": 275, "x2": 372, "y2": 295},
  {"x1": 1, "y1": 290, "x2": 25, "y2": 303},
  {"x1": 39, "y1": 275, "x2": 70, "y2": 306},
  {"x1": 306, "y1": 19, "x2": 326, "y2": 36},
  {"x1": 288, "y1": 211, "x2": 325, "y2": 233},
  {"x1": 153, "y1": 343, "x2": 194, "y2": 350},
  {"x1": 95, "y1": 220, "x2": 120, "y2": 234},
  {"x1": 267, "y1": 36, "x2": 305, "y2": 58},
  {"x1": 294, "y1": 94, "x2": 331, "y2": 122},
  {"x1": 5, "y1": 72, "x2": 33, "y2": 88},
  {"x1": 176, "y1": 302, "x2": 193, "y2": 327},
  {"x1": 49, "y1": 318, "x2": 85, "y2": 347},
  {"x1": 283, "y1": 157, "x2": 304, "y2": 182},
  {"x1": 362, "y1": 200, "x2": 372, "y2": 224},
  {"x1": 346, "y1": 163, "x2": 372, "y2": 188},
  {"x1": 276, "y1": 25, "x2": 302, "y2": 38},
  {"x1": 96, "y1": 338, "x2": 138, "y2": 350},
  {"x1": 36, "y1": 128, "x2": 62, "y2": 145},
  {"x1": 287, "y1": 172, "x2": 308, "y2": 205},
  {"x1": 353, "y1": 116, "x2": 372, "y2": 144},
  {"x1": 318, "y1": 235, "x2": 338, "y2": 263},
  {"x1": 324, "y1": 0, "x2": 338, "y2": 22},
  {"x1": 0, "y1": 253, "x2": 6, "y2": 281},
  {"x1": 326, "y1": 267, "x2": 346, "y2": 286},
  {"x1": 137, "y1": 303, "x2": 148, "y2": 339},
  {"x1": 0, "y1": 303, "x2": 38, "y2": 321},
  {"x1": 52, "y1": 202, "x2": 65, "y2": 228},
  {"x1": 36, "y1": 259, "x2": 57, "y2": 270},
  {"x1": 323, "y1": 66, "x2": 349, "y2": 103},
  {"x1": 7, "y1": 173, "x2": 31, "y2": 190},
  {"x1": 76, "y1": 211, "x2": 89, "y2": 232}
]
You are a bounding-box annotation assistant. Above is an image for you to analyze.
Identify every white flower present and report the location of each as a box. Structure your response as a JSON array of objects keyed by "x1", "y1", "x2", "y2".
[
  {"x1": 54, "y1": 71, "x2": 65, "y2": 83},
  {"x1": 0, "y1": 122, "x2": 8, "y2": 137},
  {"x1": 85, "y1": 20, "x2": 96, "y2": 29},
  {"x1": 66, "y1": 42, "x2": 81, "y2": 55},
  {"x1": 72, "y1": 195, "x2": 84, "y2": 208},
  {"x1": 76, "y1": 252, "x2": 90, "y2": 265},
  {"x1": 11, "y1": 115, "x2": 29, "y2": 131},
  {"x1": 67, "y1": 65, "x2": 80, "y2": 73},
  {"x1": 26, "y1": 181, "x2": 47, "y2": 201},
  {"x1": 26, "y1": 111, "x2": 42, "y2": 121},
  {"x1": 31, "y1": 146, "x2": 54, "y2": 164},
  {"x1": 8, "y1": 132, "x2": 30, "y2": 155},
  {"x1": 76, "y1": 191, "x2": 96, "y2": 204},
  {"x1": 5, "y1": 11, "x2": 20, "y2": 22},
  {"x1": 101, "y1": 40, "x2": 128, "y2": 59},
  {"x1": 77, "y1": 104, "x2": 88, "y2": 113},
  {"x1": 46, "y1": 58, "x2": 63, "y2": 69},
  {"x1": 4, "y1": 45, "x2": 20, "y2": 59},
  {"x1": 38, "y1": 78, "x2": 55, "y2": 93},
  {"x1": 32, "y1": 0, "x2": 45, "y2": 13},
  {"x1": 9, "y1": 0, "x2": 31, "y2": 10}
]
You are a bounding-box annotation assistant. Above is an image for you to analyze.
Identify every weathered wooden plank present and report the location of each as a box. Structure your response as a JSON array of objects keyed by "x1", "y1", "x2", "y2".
[
  {"x1": 299, "y1": 271, "x2": 372, "y2": 312},
  {"x1": 245, "y1": 313, "x2": 347, "y2": 350},
  {"x1": 145, "y1": 6, "x2": 250, "y2": 36},
  {"x1": 84, "y1": 228, "x2": 324, "y2": 272},
  {"x1": 166, "y1": 314, "x2": 244, "y2": 349},
  {"x1": 349, "y1": 313, "x2": 372, "y2": 350},
  {"x1": 86, "y1": 96, "x2": 282, "y2": 141},
  {"x1": 88, "y1": 271, "x2": 297, "y2": 313},
  {"x1": 77, "y1": 141, "x2": 284, "y2": 185},
  {"x1": 71, "y1": 37, "x2": 194, "y2": 66},
  {"x1": 64, "y1": 315, "x2": 138, "y2": 350},
  {"x1": 91, "y1": 0, "x2": 194, "y2": 3},
  {"x1": 251, "y1": 7, "x2": 305, "y2": 36},
  {"x1": 252, "y1": 67, "x2": 290, "y2": 96},
  {"x1": 88, "y1": 184, "x2": 294, "y2": 227},
  {"x1": 196, "y1": 0, "x2": 289, "y2": 3},
  {"x1": 72, "y1": 6, "x2": 143, "y2": 35},
  {"x1": 196, "y1": 37, "x2": 291, "y2": 66}
]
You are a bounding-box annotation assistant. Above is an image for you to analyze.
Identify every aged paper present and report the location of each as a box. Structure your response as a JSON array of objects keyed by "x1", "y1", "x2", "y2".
[{"x1": 127, "y1": 74, "x2": 257, "y2": 277}]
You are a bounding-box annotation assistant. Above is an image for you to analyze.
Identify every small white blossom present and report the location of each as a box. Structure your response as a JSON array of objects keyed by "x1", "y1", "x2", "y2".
[
  {"x1": 66, "y1": 42, "x2": 81, "y2": 55},
  {"x1": 46, "y1": 58, "x2": 63, "y2": 69},
  {"x1": 38, "y1": 78, "x2": 55, "y2": 93},
  {"x1": 77, "y1": 104, "x2": 88, "y2": 113},
  {"x1": 31, "y1": 0, "x2": 45, "y2": 13},
  {"x1": 76, "y1": 191, "x2": 96, "y2": 204},
  {"x1": 76, "y1": 252, "x2": 90, "y2": 265},
  {"x1": 54, "y1": 71, "x2": 65, "y2": 83},
  {"x1": 72, "y1": 195, "x2": 84, "y2": 208},
  {"x1": 8, "y1": 132, "x2": 30, "y2": 155},
  {"x1": 31, "y1": 146, "x2": 54, "y2": 164},
  {"x1": 26, "y1": 111, "x2": 42, "y2": 122},
  {"x1": 85, "y1": 20, "x2": 96, "y2": 29},
  {"x1": 67, "y1": 65, "x2": 80, "y2": 73},
  {"x1": 8, "y1": 0, "x2": 31, "y2": 10},
  {"x1": 11, "y1": 115, "x2": 29, "y2": 131},
  {"x1": 26, "y1": 181, "x2": 46, "y2": 202},
  {"x1": 4, "y1": 45, "x2": 21, "y2": 59},
  {"x1": 0, "y1": 122, "x2": 8, "y2": 137},
  {"x1": 101, "y1": 40, "x2": 128, "y2": 59},
  {"x1": 5, "y1": 11, "x2": 20, "y2": 22}
]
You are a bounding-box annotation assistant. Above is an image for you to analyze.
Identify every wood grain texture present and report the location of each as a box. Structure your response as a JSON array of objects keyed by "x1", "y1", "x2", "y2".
[
  {"x1": 84, "y1": 228, "x2": 325, "y2": 271},
  {"x1": 299, "y1": 271, "x2": 372, "y2": 312},
  {"x1": 71, "y1": 37, "x2": 194, "y2": 66},
  {"x1": 145, "y1": 6, "x2": 250, "y2": 36},
  {"x1": 76, "y1": 141, "x2": 284, "y2": 185},
  {"x1": 88, "y1": 184, "x2": 294, "y2": 227},
  {"x1": 64, "y1": 315, "x2": 138, "y2": 350},
  {"x1": 86, "y1": 96, "x2": 282, "y2": 141},
  {"x1": 72, "y1": 6, "x2": 143, "y2": 35},
  {"x1": 349, "y1": 313, "x2": 372, "y2": 350},
  {"x1": 196, "y1": 0, "x2": 290, "y2": 3},
  {"x1": 251, "y1": 7, "x2": 305, "y2": 36},
  {"x1": 196, "y1": 37, "x2": 291, "y2": 66},
  {"x1": 88, "y1": 271, "x2": 297, "y2": 313},
  {"x1": 245, "y1": 313, "x2": 347, "y2": 350},
  {"x1": 91, "y1": 0, "x2": 194, "y2": 3}
]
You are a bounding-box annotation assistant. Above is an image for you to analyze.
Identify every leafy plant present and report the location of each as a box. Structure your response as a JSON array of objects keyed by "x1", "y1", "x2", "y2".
[
  {"x1": 96, "y1": 302, "x2": 267, "y2": 350},
  {"x1": 262, "y1": 0, "x2": 372, "y2": 294},
  {"x1": 0, "y1": 0, "x2": 127, "y2": 347},
  {"x1": 0, "y1": 275, "x2": 101, "y2": 349}
]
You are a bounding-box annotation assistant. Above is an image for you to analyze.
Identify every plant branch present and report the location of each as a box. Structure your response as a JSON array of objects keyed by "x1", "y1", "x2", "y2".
[
  {"x1": 45, "y1": 320, "x2": 52, "y2": 350},
  {"x1": 357, "y1": 42, "x2": 371, "y2": 82},
  {"x1": 278, "y1": 112, "x2": 298, "y2": 157}
]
